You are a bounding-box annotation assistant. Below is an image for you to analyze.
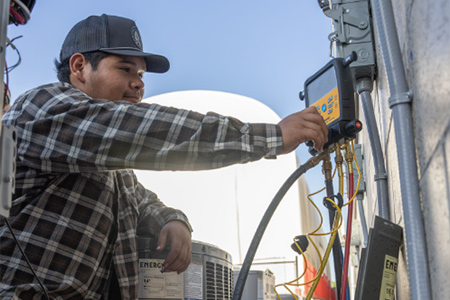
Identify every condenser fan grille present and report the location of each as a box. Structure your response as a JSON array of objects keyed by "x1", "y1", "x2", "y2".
[{"x1": 205, "y1": 261, "x2": 233, "y2": 299}]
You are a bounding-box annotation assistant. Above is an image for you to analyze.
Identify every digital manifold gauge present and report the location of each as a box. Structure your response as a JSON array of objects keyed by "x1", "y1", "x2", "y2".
[{"x1": 300, "y1": 52, "x2": 362, "y2": 154}]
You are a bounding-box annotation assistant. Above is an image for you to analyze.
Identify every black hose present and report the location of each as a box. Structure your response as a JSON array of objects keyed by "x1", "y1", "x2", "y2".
[{"x1": 232, "y1": 153, "x2": 325, "y2": 300}]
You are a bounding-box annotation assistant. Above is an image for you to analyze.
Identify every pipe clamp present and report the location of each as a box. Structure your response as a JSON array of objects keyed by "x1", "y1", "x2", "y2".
[
  {"x1": 374, "y1": 172, "x2": 387, "y2": 181},
  {"x1": 388, "y1": 90, "x2": 413, "y2": 108}
]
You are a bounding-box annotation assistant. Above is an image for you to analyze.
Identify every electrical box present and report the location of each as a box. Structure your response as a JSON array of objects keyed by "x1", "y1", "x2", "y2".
[
  {"x1": 233, "y1": 269, "x2": 276, "y2": 300},
  {"x1": 322, "y1": 0, "x2": 376, "y2": 79},
  {"x1": 354, "y1": 216, "x2": 403, "y2": 300}
]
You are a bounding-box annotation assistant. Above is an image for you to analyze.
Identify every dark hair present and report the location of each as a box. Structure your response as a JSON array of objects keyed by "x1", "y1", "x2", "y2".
[{"x1": 54, "y1": 51, "x2": 110, "y2": 83}]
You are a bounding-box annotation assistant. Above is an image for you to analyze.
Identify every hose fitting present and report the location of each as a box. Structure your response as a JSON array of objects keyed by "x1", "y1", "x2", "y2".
[
  {"x1": 335, "y1": 142, "x2": 344, "y2": 178},
  {"x1": 343, "y1": 139, "x2": 354, "y2": 174},
  {"x1": 321, "y1": 149, "x2": 333, "y2": 182}
]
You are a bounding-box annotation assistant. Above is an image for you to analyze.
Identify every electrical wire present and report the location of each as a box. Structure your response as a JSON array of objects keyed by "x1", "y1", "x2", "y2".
[
  {"x1": 274, "y1": 195, "x2": 344, "y2": 300},
  {"x1": 9, "y1": 7, "x2": 25, "y2": 25},
  {"x1": 3, "y1": 217, "x2": 50, "y2": 300},
  {"x1": 305, "y1": 198, "x2": 343, "y2": 300},
  {"x1": 3, "y1": 61, "x2": 10, "y2": 113},
  {"x1": 274, "y1": 163, "x2": 342, "y2": 299},
  {"x1": 6, "y1": 36, "x2": 23, "y2": 73},
  {"x1": 9, "y1": 0, "x2": 31, "y2": 25},
  {"x1": 3, "y1": 36, "x2": 23, "y2": 114},
  {"x1": 13, "y1": 0, "x2": 32, "y2": 22}
]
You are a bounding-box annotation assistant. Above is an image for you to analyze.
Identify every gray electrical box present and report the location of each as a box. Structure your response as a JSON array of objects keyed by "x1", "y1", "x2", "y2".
[
  {"x1": 354, "y1": 216, "x2": 403, "y2": 300},
  {"x1": 233, "y1": 269, "x2": 276, "y2": 300},
  {"x1": 322, "y1": 0, "x2": 376, "y2": 80}
]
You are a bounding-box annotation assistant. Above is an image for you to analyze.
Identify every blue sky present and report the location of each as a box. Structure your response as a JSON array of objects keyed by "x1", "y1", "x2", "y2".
[
  {"x1": 7, "y1": 0, "x2": 332, "y2": 189},
  {"x1": 6, "y1": 0, "x2": 337, "y2": 280},
  {"x1": 8, "y1": 0, "x2": 331, "y2": 118}
]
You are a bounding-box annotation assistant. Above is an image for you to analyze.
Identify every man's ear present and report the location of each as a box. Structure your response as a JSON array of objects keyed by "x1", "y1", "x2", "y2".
[{"x1": 69, "y1": 53, "x2": 88, "y2": 84}]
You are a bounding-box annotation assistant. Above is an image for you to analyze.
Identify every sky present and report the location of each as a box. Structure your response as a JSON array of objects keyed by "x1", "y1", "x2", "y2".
[
  {"x1": 6, "y1": 0, "x2": 333, "y2": 196},
  {"x1": 5, "y1": 0, "x2": 339, "y2": 287}
]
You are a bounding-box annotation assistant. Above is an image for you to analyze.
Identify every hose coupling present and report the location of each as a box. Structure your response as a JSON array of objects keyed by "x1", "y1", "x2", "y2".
[{"x1": 321, "y1": 150, "x2": 333, "y2": 181}]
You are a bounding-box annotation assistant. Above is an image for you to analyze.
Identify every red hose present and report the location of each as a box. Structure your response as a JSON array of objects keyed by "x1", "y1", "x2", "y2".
[{"x1": 340, "y1": 173, "x2": 354, "y2": 300}]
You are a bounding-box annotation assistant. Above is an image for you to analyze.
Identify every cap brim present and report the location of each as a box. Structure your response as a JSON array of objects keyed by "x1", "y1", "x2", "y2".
[{"x1": 100, "y1": 48, "x2": 170, "y2": 73}]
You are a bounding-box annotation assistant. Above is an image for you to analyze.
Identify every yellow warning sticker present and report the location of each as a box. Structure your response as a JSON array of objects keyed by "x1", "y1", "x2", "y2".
[{"x1": 379, "y1": 254, "x2": 398, "y2": 300}]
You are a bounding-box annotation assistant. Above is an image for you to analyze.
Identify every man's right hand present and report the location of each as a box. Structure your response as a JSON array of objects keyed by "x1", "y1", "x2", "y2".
[{"x1": 278, "y1": 106, "x2": 328, "y2": 154}]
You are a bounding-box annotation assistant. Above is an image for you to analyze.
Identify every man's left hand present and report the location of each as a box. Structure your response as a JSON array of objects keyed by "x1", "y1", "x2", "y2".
[{"x1": 156, "y1": 220, "x2": 192, "y2": 274}]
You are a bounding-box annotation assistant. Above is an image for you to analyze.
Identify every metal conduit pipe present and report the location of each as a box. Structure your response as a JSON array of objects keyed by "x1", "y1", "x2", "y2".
[
  {"x1": 371, "y1": 0, "x2": 432, "y2": 299},
  {"x1": 356, "y1": 194, "x2": 368, "y2": 248},
  {"x1": 356, "y1": 78, "x2": 390, "y2": 220}
]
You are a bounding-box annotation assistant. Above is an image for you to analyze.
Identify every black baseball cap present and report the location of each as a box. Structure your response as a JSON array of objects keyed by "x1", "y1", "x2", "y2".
[{"x1": 60, "y1": 14, "x2": 170, "y2": 73}]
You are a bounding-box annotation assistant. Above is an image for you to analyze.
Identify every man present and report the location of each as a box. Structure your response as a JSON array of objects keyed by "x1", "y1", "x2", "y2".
[{"x1": 0, "y1": 14, "x2": 328, "y2": 299}]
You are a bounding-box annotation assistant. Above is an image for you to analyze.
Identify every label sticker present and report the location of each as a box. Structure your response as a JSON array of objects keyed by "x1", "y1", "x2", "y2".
[
  {"x1": 184, "y1": 262, "x2": 203, "y2": 300},
  {"x1": 311, "y1": 86, "x2": 340, "y2": 125},
  {"x1": 138, "y1": 259, "x2": 203, "y2": 300},
  {"x1": 138, "y1": 258, "x2": 184, "y2": 299},
  {"x1": 379, "y1": 254, "x2": 398, "y2": 300}
]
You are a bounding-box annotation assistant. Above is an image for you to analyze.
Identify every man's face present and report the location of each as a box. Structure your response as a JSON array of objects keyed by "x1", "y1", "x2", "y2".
[{"x1": 82, "y1": 54, "x2": 146, "y2": 103}]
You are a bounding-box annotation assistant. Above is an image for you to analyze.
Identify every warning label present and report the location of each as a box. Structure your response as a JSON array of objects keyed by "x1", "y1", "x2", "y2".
[
  {"x1": 184, "y1": 262, "x2": 203, "y2": 300},
  {"x1": 138, "y1": 259, "x2": 203, "y2": 300},
  {"x1": 379, "y1": 255, "x2": 398, "y2": 300},
  {"x1": 138, "y1": 258, "x2": 184, "y2": 299}
]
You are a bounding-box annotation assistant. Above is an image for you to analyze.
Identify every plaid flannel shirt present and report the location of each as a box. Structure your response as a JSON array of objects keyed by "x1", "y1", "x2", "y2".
[{"x1": 0, "y1": 82, "x2": 283, "y2": 299}]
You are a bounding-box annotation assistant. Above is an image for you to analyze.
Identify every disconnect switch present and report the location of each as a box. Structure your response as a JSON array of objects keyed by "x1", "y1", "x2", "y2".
[
  {"x1": 322, "y1": 0, "x2": 376, "y2": 80},
  {"x1": 354, "y1": 216, "x2": 403, "y2": 300}
]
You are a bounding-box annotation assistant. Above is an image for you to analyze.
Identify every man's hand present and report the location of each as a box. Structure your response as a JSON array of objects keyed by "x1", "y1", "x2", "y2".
[
  {"x1": 156, "y1": 220, "x2": 192, "y2": 274},
  {"x1": 278, "y1": 106, "x2": 329, "y2": 154}
]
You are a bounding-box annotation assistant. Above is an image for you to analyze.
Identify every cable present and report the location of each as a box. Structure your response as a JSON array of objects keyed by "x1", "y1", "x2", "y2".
[
  {"x1": 232, "y1": 152, "x2": 327, "y2": 300},
  {"x1": 305, "y1": 197, "x2": 342, "y2": 300},
  {"x1": 6, "y1": 36, "x2": 23, "y2": 73},
  {"x1": 275, "y1": 194, "x2": 344, "y2": 300},
  {"x1": 9, "y1": 0, "x2": 31, "y2": 25},
  {"x1": 3, "y1": 217, "x2": 50, "y2": 300},
  {"x1": 13, "y1": 0, "x2": 32, "y2": 22},
  {"x1": 339, "y1": 140, "x2": 361, "y2": 300},
  {"x1": 273, "y1": 182, "x2": 331, "y2": 298},
  {"x1": 340, "y1": 159, "x2": 354, "y2": 300},
  {"x1": 3, "y1": 61, "x2": 10, "y2": 113},
  {"x1": 324, "y1": 176, "x2": 343, "y2": 300}
]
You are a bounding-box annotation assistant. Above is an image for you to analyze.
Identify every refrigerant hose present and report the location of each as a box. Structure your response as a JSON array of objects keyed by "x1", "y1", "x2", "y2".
[{"x1": 232, "y1": 151, "x2": 326, "y2": 300}]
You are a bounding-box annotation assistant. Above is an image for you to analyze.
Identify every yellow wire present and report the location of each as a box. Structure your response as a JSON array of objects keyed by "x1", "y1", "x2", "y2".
[
  {"x1": 274, "y1": 196, "x2": 343, "y2": 299},
  {"x1": 274, "y1": 188, "x2": 327, "y2": 299},
  {"x1": 275, "y1": 151, "x2": 346, "y2": 299},
  {"x1": 305, "y1": 198, "x2": 343, "y2": 300}
]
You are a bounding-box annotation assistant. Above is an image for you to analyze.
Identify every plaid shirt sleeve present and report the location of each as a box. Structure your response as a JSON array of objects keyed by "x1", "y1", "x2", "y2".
[
  {"x1": 4, "y1": 83, "x2": 283, "y2": 174},
  {"x1": 0, "y1": 82, "x2": 284, "y2": 299}
]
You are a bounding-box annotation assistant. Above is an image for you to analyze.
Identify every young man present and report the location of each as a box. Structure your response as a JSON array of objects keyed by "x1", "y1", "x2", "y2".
[{"x1": 0, "y1": 14, "x2": 328, "y2": 299}]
